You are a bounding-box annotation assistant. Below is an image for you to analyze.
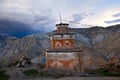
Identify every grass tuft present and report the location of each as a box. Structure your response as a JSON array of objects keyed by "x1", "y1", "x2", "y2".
[
  {"x1": 0, "y1": 70, "x2": 10, "y2": 80},
  {"x1": 85, "y1": 68, "x2": 120, "y2": 77},
  {"x1": 23, "y1": 69, "x2": 39, "y2": 78}
]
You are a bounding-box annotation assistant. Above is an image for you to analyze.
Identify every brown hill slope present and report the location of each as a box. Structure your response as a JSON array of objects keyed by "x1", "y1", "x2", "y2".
[
  {"x1": 93, "y1": 32, "x2": 120, "y2": 59},
  {"x1": 0, "y1": 34, "x2": 50, "y2": 66}
]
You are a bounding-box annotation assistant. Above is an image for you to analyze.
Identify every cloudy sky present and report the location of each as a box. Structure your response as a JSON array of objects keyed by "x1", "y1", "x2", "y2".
[{"x1": 0, "y1": 0, "x2": 120, "y2": 34}]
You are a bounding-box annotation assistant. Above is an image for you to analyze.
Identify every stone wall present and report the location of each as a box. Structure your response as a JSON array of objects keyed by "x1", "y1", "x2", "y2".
[{"x1": 46, "y1": 52, "x2": 83, "y2": 72}]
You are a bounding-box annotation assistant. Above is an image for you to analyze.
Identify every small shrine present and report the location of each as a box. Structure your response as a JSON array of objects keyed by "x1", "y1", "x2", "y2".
[{"x1": 45, "y1": 23, "x2": 84, "y2": 72}]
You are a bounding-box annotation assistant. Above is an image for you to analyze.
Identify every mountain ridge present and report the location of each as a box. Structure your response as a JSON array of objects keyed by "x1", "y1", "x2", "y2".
[{"x1": 0, "y1": 24, "x2": 120, "y2": 68}]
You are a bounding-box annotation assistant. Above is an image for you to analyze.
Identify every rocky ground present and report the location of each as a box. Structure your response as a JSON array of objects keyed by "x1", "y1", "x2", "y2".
[
  {"x1": 59, "y1": 77, "x2": 120, "y2": 80},
  {"x1": 1, "y1": 63, "x2": 65, "y2": 80},
  {"x1": 0, "y1": 65, "x2": 120, "y2": 80}
]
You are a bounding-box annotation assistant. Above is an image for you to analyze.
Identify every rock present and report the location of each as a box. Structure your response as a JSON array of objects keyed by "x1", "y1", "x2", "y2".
[{"x1": 9, "y1": 56, "x2": 31, "y2": 67}]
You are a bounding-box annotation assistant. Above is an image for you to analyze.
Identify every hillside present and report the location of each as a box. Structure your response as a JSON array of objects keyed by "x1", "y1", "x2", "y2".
[
  {"x1": 93, "y1": 33, "x2": 120, "y2": 59},
  {"x1": 0, "y1": 34, "x2": 50, "y2": 66}
]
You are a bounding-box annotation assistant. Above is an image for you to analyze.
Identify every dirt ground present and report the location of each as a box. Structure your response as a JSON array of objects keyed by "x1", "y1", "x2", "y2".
[
  {"x1": 1, "y1": 65, "x2": 120, "y2": 80},
  {"x1": 21, "y1": 77, "x2": 120, "y2": 80},
  {"x1": 59, "y1": 77, "x2": 120, "y2": 80}
]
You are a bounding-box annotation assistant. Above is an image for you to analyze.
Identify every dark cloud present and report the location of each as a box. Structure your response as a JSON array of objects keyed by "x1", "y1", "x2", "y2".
[
  {"x1": 113, "y1": 13, "x2": 120, "y2": 17},
  {"x1": 104, "y1": 18, "x2": 120, "y2": 24},
  {"x1": 34, "y1": 15, "x2": 54, "y2": 25},
  {"x1": 0, "y1": 0, "x2": 6, "y2": 3},
  {"x1": 33, "y1": 14, "x2": 55, "y2": 32},
  {"x1": 72, "y1": 13, "x2": 85, "y2": 22},
  {"x1": 105, "y1": 13, "x2": 120, "y2": 24},
  {"x1": 0, "y1": 19, "x2": 40, "y2": 38},
  {"x1": 0, "y1": 9, "x2": 55, "y2": 37},
  {"x1": 34, "y1": 16, "x2": 49, "y2": 22},
  {"x1": 0, "y1": 13, "x2": 55, "y2": 38},
  {"x1": 72, "y1": 13, "x2": 93, "y2": 23},
  {"x1": 0, "y1": 0, "x2": 55, "y2": 33}
]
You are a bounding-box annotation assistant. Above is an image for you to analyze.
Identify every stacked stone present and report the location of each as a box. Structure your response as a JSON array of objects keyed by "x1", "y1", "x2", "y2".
[
  {"x1": 15, "y1": 56, "x2": 31, "y2": 67},
  {"x1": 9, "y1": 56, "x2": 31, "y2": 67}
]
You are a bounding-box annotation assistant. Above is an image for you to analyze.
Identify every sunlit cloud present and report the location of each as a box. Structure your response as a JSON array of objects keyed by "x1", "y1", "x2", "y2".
[
  {"x1": 113, "y1": 13, "x2": 120, "y2": 17},
  {"x1": 105, "y1": 19, "x2": 120, "y2": 24}
]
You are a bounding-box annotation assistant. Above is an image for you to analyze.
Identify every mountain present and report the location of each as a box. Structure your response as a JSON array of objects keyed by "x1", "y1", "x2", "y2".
[
  {"x1": 0, "y1": 24, "x2": 120, "y2": 68},
  {"x1": 0, "y1": 33, "x2": 50, "y2": 66}
]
